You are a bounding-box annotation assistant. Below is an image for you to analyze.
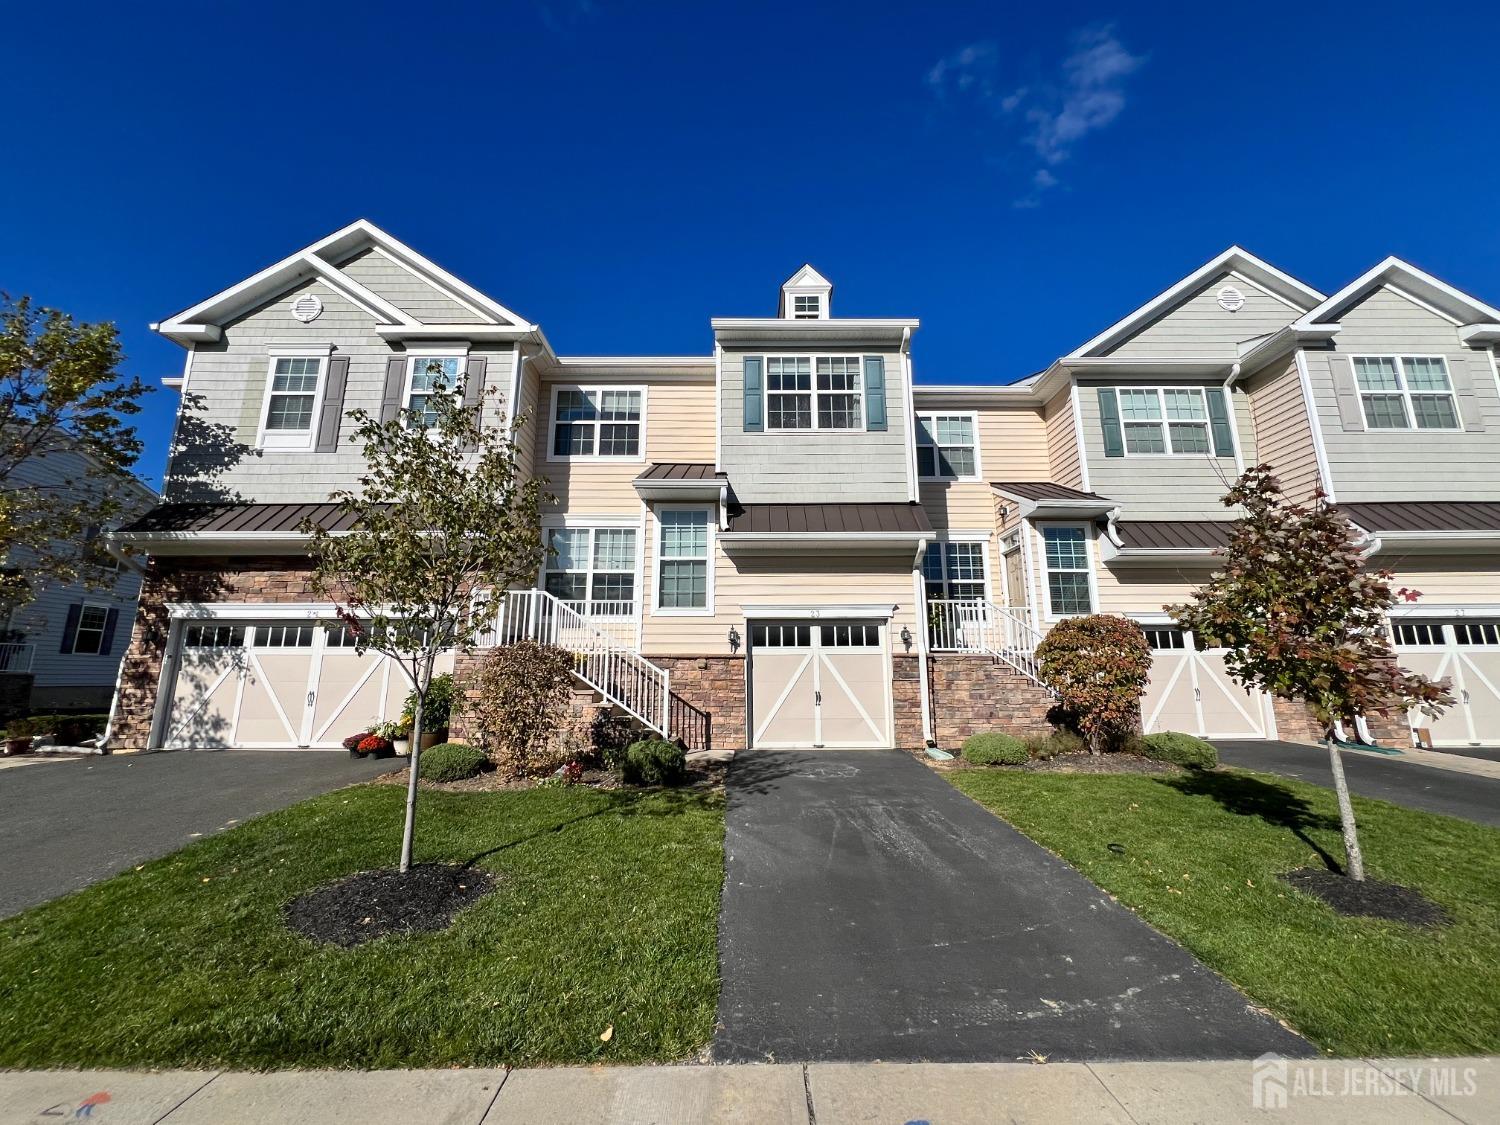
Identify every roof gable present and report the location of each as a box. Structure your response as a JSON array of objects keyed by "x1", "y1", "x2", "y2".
[
  {"x1": 154, "y1": 219, "x2": 533, "y2": 345},
  {"x1": 1293, "y1": 256, "x2": 1500, "y2": 338},
  {"x1": 1070, "y1": 247, "x2": 1325, "y2": 359}
]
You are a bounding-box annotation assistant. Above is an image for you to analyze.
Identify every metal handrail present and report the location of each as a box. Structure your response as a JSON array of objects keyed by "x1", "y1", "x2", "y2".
[
  {"x1": 0, "y1": 643, "x2": 35, "y2": 674},
  {"x1": 492, "y1": 589, "x2": 670, "y2": 736},
  {"x1": 927, "y1": 599, "x2": 1046, "y2": 685}
]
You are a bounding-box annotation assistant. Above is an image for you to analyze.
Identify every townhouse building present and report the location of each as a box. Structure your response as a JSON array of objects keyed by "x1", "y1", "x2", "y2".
[{"x1": 107, "y1": 222, "x2": 1500, "y2": 753}]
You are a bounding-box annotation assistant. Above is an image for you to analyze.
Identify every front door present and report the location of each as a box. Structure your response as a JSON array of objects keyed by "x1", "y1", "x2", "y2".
[{"x1": 748, "y1": 620, "x2": 892, "y2": 748}]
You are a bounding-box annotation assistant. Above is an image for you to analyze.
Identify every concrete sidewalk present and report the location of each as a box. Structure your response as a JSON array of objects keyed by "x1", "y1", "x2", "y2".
[{"x1": 2, "y1": 1058, "x2": 1496, "y2": 1124}]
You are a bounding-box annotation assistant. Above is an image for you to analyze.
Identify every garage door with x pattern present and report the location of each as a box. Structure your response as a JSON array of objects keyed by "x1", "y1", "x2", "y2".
[
  {"x1": 1139, "y1": 624, "x2": 1272, "y2": 739},
  {"x1": 1394, "y1": 616, "x2": 1500, "y2": 747},
  {"x1": 163, "y1": 620, "x2": 452, "y2": 749},
  {"x1": 749, "y1": 621, "x2": 892, "y2": 749}
]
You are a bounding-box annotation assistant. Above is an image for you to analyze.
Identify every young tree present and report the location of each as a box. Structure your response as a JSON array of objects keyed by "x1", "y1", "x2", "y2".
[
  {"x1": 1169, "y1": 465, "x2": 1452, "y2": 881},
  {"x1": 304, "y1": 368, "x2": 547, "y2": 873},
  {"x1": 1035, "y1": 614, "x2": 1153, "y2": 755},
  {"x1": 0, "y1": 296, "x2": 149, "y2": 613}
]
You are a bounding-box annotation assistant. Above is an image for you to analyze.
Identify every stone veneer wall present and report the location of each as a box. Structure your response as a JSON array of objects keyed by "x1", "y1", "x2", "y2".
[
  {"x1": 892, "y1": 655, "x2": 923, "y2": 748},
  {"x1": 927, "y1": 654, "x2": 1056, "y2": 747},
  {"x1": 1271, "y1": 696, "x2": 1410, "y2": 747},
  {"x1": 652, "y1": 656, "x2": 746, "y2": 751},
  {"x1": 109, "y1": 557, "x2": 321, "y2": 751}
]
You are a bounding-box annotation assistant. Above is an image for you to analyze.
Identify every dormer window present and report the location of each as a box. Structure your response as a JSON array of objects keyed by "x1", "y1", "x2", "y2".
[{"x1": 792, "y1": 295, "x2": 821, "y2": 319}]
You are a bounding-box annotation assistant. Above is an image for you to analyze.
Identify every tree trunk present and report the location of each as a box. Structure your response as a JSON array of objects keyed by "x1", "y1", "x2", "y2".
[
  {"x1": 1324, "y1": 736, "x2": 1366, "y2": 881},
  {"x1": 398, "y1": 659, "x2": 433, "y2": 875}
]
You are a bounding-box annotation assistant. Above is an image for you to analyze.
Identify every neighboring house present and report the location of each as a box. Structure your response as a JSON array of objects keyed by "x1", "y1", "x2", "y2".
[
  {"x1": 2, "y1": 445, "x2": 156, "y2": 713},
  {"x1": 106, "y1": 222, "x2": 1500, "y2": 754}
]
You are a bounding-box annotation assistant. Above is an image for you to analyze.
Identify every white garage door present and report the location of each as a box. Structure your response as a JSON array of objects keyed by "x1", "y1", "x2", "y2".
[
  {"x1": 1140, "y1": 625, "x2": 1271, "y2": 740},
  {"x1": 749, "y1": 621, "x2": 892, "y2": 749},
  {"x1": 1394, "y1": 617, "x2": 1500, "y2": 747},
  {"x1": 162, "y1": 620, "x2": 452, "y2": 750}
]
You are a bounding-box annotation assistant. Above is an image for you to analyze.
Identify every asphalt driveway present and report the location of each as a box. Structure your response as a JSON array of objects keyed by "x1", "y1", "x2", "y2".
[
  {"x1": 0, "y1": 750, "x2": 390, "y2": 918},
  {"x1": 714, "y1": 749, "x2": 1312, "y2": 1063},
  {"x1": 1214, "y1": 740, "x2": 1500, "y2": 829}
]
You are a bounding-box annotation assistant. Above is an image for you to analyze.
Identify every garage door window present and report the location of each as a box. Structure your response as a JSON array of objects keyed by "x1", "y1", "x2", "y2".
[
  {"x1": 1454, "y1": 620, "x2": 1500, "y2": 646},
  {"x1": 821, "y1": 623, "x2": 880, "y2": 647},
  {"x1": 183, "y1": 624, "x2": 245, "y2": 649},
  {"x1": 254, "y1": 624, "x2": 315, "y2": 648},
  {"x1": 1393, "y1": 621, "x2": 1445, "y2": 646},
  {"x1": 1144, "y1": 625, "x2": 1186, "y2": 650},
  {"x1": 751, "y1": 623, "x2": 810, "y2": 647}
]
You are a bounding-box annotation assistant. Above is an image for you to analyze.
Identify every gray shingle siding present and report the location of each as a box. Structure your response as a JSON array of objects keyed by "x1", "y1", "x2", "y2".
[
  {"x1": 1102, "y1": 274, "x2": 1297, "y2": 360},
  {"x1": 718, "y1": 344, "x2": 911, "y2": 503},
  {"x1": 336, "y1": 248, "x2": 486, "y2": 323}
]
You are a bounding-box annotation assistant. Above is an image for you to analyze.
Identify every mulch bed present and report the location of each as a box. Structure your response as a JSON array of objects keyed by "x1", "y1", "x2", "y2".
[
  {"x1": 369, "y1": 758, "x2": 727, "y2": 793},
  {"x1": 1279, "y1": 867, "x2": 1452, "y2": 929},
  {"x1": 285, "y1": 864, "x2": 497, "y2": 948}
]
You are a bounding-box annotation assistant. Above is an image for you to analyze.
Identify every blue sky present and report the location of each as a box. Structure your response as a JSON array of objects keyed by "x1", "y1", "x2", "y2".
[{"x1": 3, "y1": 1, "x2": 1497, "y2": 488}]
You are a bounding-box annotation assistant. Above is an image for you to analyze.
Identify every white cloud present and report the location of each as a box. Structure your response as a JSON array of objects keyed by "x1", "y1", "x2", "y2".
[
  {"x1": 1033, "y1": 168, "x2": 1058, "y2": 189},
  {"x1": 926, "y1": 41, "x2": 999, "y2": 99}
]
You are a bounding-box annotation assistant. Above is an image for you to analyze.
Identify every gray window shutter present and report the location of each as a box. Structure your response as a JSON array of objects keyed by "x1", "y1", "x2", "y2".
[
  {"x1": 864, "y1": 356, "x2": 887, "y2": 431},
  {"x1": 101, "y1": 608, "x2": 120, "y2": 655},
  {"x1": 463, "y1": 355, "x2": 488, "y2": 410},
  {"x1": 315, "y1": 355, "x2": 350, "y2": 453},
  {"x1": 1449, "y1": 355, "x2": 1485, "y2": 431},
  {"x1": 1096, "y1": 387, "x2": 1124, "y2": 458},
  {"x1": 59, "y1": 603, "x2": 81, "y2": 654},
  {"x1": 1205, "y1": 386, "x2": 1236, "y2": 457},
  {"x1": 743, "y1": 355, "x2": 763, "y2": 432},
  {"x1": 380, "y1": 356, "x2": 407, "y2": 424},
  {"x1": 1328, "y1": 355, "x2": 1365, "y2": 431}
]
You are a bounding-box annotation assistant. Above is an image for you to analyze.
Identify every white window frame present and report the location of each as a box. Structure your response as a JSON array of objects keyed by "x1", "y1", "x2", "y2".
[
  {"x1": 541, "y1": 523, "x2": 642, "y2": 619},
  {"x1": 652, "y1": 503, "x2": 715, "y2": 616},
  {"x1": 1037, "y1": 522, "x2": 1098, "y2": 621},
  {"x1": 921, "y1": 535, "x2": 991, "y2": 601},
  {"x1": 915, "y1": 411, "x2": 982, "y2": 481},
  {"x1": 71, "y1": 602, "x2": 111, "y2": 656},
  {"x1": 403, "y1": 348, "x2": 469, "y2": 431},
  {"x1": 1113, "y1": 386, "x2": 1222, "y2": 458},
  {"x1": 255, "y1": 346, "x2": 332, "y2": 450},
  {"x1": 791, "y1": 294, "x2": 822, "y2": 319},
  {"x1": 1350, "y1": 354, "x2": 1462, "y2": 432},
  {"x1": 761, "y1": 354, "x2": 869, "y2": 434},
  {"x1": 546, "y1": 384, "x2": 649, "y2": 462}
]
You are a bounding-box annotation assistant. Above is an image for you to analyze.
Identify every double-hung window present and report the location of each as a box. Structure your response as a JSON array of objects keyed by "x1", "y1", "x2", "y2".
[
  {"x1": 406, "y1": 355, "x2": 463, "y2": 430},
  {"x1": 766, "y1": 357, "x2": 863, "y2": 430},
  {"x1": 916, "y1": 413, "x2": 979, "y2": 479},
  {"x1": 259, "y1": 354, "x2": 326, "y2": 448},
  {"x1": 544, "y1": 526, "x2": 638, "y2": 616},
  {"x1": 1041, "y1": 526, "x2": 1093, "y2": 616},
  {"x1": 1353, "y1": 356, "x2": 1460, "y2": 430},
  {"x1": 792, "y1": 294, "x2": 822, "y2": 318},
  {"x1": 921, "y1": 542, "x2": 986, "y2": 600},
  {"x1": 1117, "y1": 387, "x2": 1213, "y2": 455},
  {"x1": 656, "y1": 508, "x2": 711, "y2": 612},
  {"x1": 71, "y1": 604, "x2": 110, "y2": 655},
  {"x1": 550, "y1": 387, "x2": 644, "y2": 457}
]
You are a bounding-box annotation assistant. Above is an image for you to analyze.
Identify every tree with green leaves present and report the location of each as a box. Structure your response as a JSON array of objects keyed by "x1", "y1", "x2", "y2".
[
  {"x1": 1169, "y1": 465, "x2": 1452, "y2": 881},
  {"x1": 0, "y1": 296, "x2": 149, "y2": 614},
  {"x1": 304, "y1": 366, "x2": 547, "y2": 873}
]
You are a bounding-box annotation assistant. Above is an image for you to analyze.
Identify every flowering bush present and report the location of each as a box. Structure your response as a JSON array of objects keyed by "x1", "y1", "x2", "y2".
[
  {"x1": 1035, "y1": 614, "x2": 1152, "y2": 755},
  {"x1": 356, "y1": 734, "x2": 392, "y2": 755},
  {"x1": 343, "y1": 731, "x2": 373, "y2": 751},
  {"x1": 560, "y1": 760, "x2": 585, "y2": 785}
]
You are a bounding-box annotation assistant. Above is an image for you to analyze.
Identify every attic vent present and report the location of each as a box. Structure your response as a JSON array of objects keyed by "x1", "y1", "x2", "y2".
[
  {"x1": 290, "y1": 294, "x2": 324, "y2": 323},
  {"x1": 1217, "y1": 286, "x2": 1245, "y2": 313}
]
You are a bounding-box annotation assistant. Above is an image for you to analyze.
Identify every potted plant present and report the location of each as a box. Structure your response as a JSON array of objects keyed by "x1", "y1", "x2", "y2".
[
  {"x1": 378, "y1": 719, "x2": 411, "y2": 757},
  {"x1": 358, "y1": 732, "x2": 394, "y2": 757},
  {"x1": 3, "y1": 717, "x2": 34, "y2": 756},
  {"x1": 403, "y1": 674, "x2": 455, "y2": 748},
  {"x1": 343, "y1": 730, "x2": 374, "y2": 758}
]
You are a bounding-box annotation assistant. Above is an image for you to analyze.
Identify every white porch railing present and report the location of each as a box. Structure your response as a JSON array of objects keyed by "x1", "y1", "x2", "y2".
[
  {"x1": 0, "y1": 643, "x2": 34, "y2": 673},
  {"x1": 556, "y1": 600, "x2": 637, "y2": 650},
  {"x1": 927, "y1": 599, "x2": 1046, "y2": 685},
  {"x1": 491, "y1": 589, "x2": 670, "y2": 736}
]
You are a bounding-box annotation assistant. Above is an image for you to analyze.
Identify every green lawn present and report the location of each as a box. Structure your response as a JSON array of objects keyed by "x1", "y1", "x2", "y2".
[
  {"x1": 950, "y1": 767, "x2": 1500, "y2": 1056},
  {"x1": 0, "y1": 784, "x2": 724, "y2": 1069}
]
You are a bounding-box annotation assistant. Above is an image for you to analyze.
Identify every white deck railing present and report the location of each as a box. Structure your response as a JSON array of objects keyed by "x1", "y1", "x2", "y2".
[
  {"x1": 0, "y1": 643, "x2": 35, "y2": 673},
  {"x1": 927, "y1": 599, "x2": 1046, "y2": 685},
  {"x1": 491, "y1": 589, "x2": 669, "y2": 735},
  {"x1": 555, "y1": 600, "x2": 637, "y2": 650}
]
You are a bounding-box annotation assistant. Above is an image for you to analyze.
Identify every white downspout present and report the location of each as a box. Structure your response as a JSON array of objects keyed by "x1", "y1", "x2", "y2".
[{"x1": 912, "y1": 538, "x2": 934, "y2": 745}]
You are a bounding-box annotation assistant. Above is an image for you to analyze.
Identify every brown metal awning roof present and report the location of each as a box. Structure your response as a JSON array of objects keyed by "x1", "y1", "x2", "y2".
[
  {"x1": 1114, "y1": 521, "x2": 1235, "y2": 552},
  {"x1": 116, "y1": 502, "x2": 377, "y2": 535},
  {"x1": 634, "y1": 463, "x2": 726, "y2": 482},
  {"x1": 726, "y1": 503, "x2": 932, "y2": 536},
  {"x1": 991, "y1": 481, "x2": 1112, "y2": 502},
  {"x1": 1339, "y1": 501, "x2": 1500, "y2": 534}
]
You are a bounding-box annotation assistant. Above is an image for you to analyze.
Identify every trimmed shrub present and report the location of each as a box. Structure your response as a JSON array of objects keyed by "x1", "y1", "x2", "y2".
[
  {"x1": 466, "y1": 642, "x2": 578, "y2": 779},
  {"x1": 620, "y1": 737, "x2": 688, "y2": 787},
  {"x1": 1140, "y1": 731, "x2": 1218, "y2": 769},
  {"x1": 1023, "y1": 729, "x2": 1087, "y2": 760},
  {"x1": 1036, "y1": 615, "x2": 1152, "y2": 754},
  {"x1": 418, "y1": 742, "x2": 488, "y2": 782},
  {"x1": 961, "y1": 732, "x2": 1028, "y2": 766}
]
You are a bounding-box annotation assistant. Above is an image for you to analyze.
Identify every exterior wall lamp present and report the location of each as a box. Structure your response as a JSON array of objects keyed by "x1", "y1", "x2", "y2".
[{"x1": 728, "y1": 625, "x2": 741, "y2": 653}]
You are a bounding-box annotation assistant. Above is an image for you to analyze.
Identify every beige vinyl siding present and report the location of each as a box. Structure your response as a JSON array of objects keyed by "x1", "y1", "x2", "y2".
[
  {"x1": 640, "y1": 534, "x2": 920, "y2": 655},
  {"x1": 511, "y1": 353, "x2": 543, "y2": 481},
  {"x1": 1043, "y1": 391, "x2": 1083, "y2": 489},
  {"x1": 1303, "y1": 287, "x2": 1500, "y2": 503},
  {"x1": 718, "y1": 345, "x2": 912, "y2": 503},
  {"x1": 1077, "y1": 379, "x2": 1246, "y2": 519},
  {"x1": 1094, "y1": 563, "x2": 1209, "y2": 617},
  {"x1": 1245, "y1": 357, "x2": 1322, "y2": 501},
  {"x1": 336, "y1": 248, "x2": 486, "y2": 324},
  {"x1": 1104, "y1": 274, "x2": 1297, "y2": 360},
  {"x1": 1384, "y1": 557, "x2": 1500, "y2": 603},
  {"x1": 536, "y1": 376, "x2": 716, "y2": 516},
  {"x1": 915, "y1": 398, "x2": 1047, "y2": 534},
  {"x1": 169, "y1": 277, "x2": 513, "y2": 504}
]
